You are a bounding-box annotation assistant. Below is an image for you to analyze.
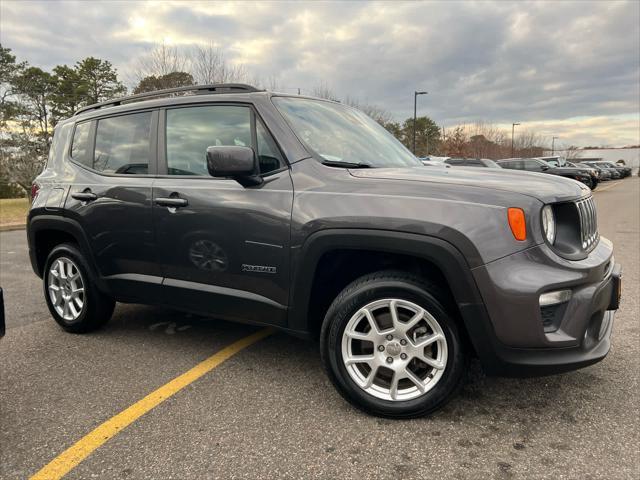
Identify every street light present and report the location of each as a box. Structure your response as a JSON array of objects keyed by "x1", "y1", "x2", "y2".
[
  {"x1": 413, "y1": 91, "x2": 428, "y2": 155},
  {"x1": 551, "y1": 136, "x2": 559, "y2": 155},
  {"x1": 511, "y1": 123, "x2": 520, "y2": 158}
]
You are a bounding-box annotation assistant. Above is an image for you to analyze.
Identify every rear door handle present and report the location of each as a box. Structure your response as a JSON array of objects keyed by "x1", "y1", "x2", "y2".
[
  {"x1": 155, "y1": 197, "x2": 188, "y2": 208},
  {"x1": 71, "y1": 191, "x2": 97, "y2": 202}
]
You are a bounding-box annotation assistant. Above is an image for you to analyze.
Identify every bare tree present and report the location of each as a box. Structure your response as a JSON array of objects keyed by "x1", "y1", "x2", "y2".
[
  {"x1": 565, "y1": 145, "x2": 581, "y2": 159},
  {"x1": 515, "y1": 129, "x2": 545, "y2": 158},
  {"x1": 132, "y1": 43, "x2": 191, "y2": 85},
  {"x1": 312, "y1": 81, "x2": 340, "y2": 101},
  {"x1": 191, "y1": 43, "x2": 249, "y2": 85},
  {"x1": 252, "y1": 74, "x2": 279, "y2": 92},
  {"x1": 0, "y1": 134, "x2": 45, "y2": 195}
]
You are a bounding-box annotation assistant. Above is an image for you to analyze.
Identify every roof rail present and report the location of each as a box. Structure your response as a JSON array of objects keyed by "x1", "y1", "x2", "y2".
[{"x1": 74, "y1": 83, "x2": 261, "y2": 116}]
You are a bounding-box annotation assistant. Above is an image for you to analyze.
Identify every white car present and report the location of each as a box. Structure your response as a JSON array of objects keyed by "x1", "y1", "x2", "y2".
[{"x1": 419, "y1": 156, "x2": 451, "y2": 167}]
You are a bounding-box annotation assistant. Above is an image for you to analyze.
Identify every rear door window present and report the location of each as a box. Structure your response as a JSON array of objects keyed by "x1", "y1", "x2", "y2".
[{"x1": 93, "y1": 112, "x2": 152, "y2": 174}]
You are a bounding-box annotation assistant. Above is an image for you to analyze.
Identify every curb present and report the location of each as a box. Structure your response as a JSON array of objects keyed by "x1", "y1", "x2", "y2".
[{"x1": 0, "y1": 224, "x2": 26, "y2": 232}]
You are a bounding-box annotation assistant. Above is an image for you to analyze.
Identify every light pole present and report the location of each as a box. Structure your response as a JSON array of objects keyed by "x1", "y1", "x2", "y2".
[
  {"x1": 413, "y1": 91, "x2": 428, "y2": 155},
  {"x1": 511, "y1": 123, "x2": 520, "y2": 157},
  {"x1": 551, "y1": 136, "x2": 558, "y2": 155}
]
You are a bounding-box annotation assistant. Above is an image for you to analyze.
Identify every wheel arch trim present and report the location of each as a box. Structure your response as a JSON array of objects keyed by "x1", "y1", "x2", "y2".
[
  {"x1": 27, "y1": 215, "x2": 107, "y2": 291},
  {"x1": 287, "y1": 229, "x2": 488, "y2": 334}
]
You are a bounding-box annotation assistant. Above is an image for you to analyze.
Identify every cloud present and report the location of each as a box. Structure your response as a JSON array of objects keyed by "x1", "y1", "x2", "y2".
[{"x1": 1, "y1": 0, "x2": 638, "y2": 146}]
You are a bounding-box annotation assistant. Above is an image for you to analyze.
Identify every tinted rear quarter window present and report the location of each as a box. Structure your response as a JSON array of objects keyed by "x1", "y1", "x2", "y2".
[{"x1": 70, "y1": 121, "x2": 92, "y2": 168}]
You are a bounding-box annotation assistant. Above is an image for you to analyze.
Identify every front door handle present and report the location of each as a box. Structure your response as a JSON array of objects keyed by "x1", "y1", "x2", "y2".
[
  {"x1": 71, "y1": 191, "x2": 97, "y2": 202},
  {"x1": 155, "y1": 197, "x2": 188, "y2": 208}
]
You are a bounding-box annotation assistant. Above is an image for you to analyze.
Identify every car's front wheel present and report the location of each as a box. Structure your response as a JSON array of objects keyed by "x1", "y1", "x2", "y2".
[
  {"x1": 320, "y1": 271, "x2": 466, "y2": 418},
  {"x1": 43, "y1": 243, "x2": 115, "y2": 333}
]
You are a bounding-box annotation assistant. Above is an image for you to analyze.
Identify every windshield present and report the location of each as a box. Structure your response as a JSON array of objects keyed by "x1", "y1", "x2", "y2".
[
  {"x1": 484, "y1": 159, "x2": 501, "y2": 168},
  {"x1": 273, "y1": 97, "x2": 421, "y2": 168}
]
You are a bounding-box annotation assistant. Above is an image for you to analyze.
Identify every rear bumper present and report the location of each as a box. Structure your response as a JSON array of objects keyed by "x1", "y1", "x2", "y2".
[{"x1": 467, "y1": 237, "x2": 621, "y2": 377}]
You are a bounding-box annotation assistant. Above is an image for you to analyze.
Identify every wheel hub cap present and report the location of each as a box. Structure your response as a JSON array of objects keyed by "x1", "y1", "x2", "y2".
[{"x1": 386, "y1": 341, "x2": 402, "y2": 357}]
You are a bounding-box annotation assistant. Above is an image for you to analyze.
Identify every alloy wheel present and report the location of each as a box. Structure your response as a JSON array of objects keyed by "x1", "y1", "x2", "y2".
[
  {"x1": 341, "y1": 298, "x2": 448, "y2": 401},
  {"x1": 47, "y1": 257, "x2": 85, "y2": 321}
]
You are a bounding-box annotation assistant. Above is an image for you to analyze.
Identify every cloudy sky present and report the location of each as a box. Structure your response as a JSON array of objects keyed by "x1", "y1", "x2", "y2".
[{"x1": 1, "y1": 0, "x2": 639, "y2": 147}]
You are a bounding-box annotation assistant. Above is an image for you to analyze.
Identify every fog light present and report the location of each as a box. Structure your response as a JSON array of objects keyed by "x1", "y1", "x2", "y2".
[{"x1": 539, "y1": 289, "x2": 572, "y2": 307}]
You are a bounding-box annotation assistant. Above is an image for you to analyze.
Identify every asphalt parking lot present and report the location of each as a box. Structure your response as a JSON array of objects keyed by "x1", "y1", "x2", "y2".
[{"x1": 1, "y1": 178, "x2": 638, "y2": 480}]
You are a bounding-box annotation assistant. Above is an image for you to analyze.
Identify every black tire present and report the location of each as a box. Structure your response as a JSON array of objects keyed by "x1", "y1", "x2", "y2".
[
  {"x1": 320, "y1": 270, "x2": 466, "y2": 418},
  {"x1": 43, "y1": 243, "x2": 115, "y2": 333}
]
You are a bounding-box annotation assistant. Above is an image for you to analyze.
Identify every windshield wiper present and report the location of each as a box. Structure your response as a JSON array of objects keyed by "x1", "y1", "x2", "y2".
[{"x1": 321, "y1": 160, "x2": 372, "y2": 168}]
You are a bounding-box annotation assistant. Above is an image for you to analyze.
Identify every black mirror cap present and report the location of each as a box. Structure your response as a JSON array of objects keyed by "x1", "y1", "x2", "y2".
[{"x1": 206, "y1": 146, "x2": 263, "y2": 186}]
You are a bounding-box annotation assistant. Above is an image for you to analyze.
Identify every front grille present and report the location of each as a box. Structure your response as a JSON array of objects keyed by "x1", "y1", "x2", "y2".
[{"x1": 575, "y1": 196, "x2": 598, "y2": 250}]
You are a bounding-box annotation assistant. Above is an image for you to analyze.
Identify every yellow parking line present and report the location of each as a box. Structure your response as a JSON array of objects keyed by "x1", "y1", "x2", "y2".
[
  {"x1": 596, "y1": 181, "x2": 623, "y2": 192},
  {"x1": 30, "y1": 328, "x2": 273, "y2": 480}
]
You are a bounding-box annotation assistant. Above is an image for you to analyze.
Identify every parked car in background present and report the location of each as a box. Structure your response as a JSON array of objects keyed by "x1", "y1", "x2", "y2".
[
  {"x1": 589, "y1": 161, "x2": 631, "y2": 178},
  {"x1": 580, "y1": 161, "x2": 620, "y2": 180},
  {"x1": 566, "y1": 162, "x2": 606, "y2": 181},
  {"x1": 420, "y1": 156, "x2": 451, "y2": 168},
  {"x1": 497, "y1": 158, "x2": 598, "y2": 190},
  {"x1": 445, "y1": 158, "x2": 502, "y2": 168}
]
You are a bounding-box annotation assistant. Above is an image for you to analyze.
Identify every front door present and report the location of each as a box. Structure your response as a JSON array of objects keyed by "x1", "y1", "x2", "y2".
[{"x1": 153, "y1": 104, "x2": 293, "y2": 326}]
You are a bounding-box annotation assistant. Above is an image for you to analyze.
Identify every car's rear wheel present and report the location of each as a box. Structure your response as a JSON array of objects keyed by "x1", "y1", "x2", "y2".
[
  {"x1": 320, "y1": 270, "x2": 466, "y2": 418},
  {"x1": 44, "y1": 243, "x2": 115, "y2": 333}
]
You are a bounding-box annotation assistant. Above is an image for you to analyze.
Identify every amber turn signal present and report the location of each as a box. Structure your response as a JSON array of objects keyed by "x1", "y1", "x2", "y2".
[{"x1": 507, "y1": 208, "x2": 527, "y2": 241}]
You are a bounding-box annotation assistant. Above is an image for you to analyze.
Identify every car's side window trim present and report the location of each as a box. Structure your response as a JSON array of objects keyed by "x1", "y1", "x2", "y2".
[
  {"x1": 159, "y1": 102, "x2": 289, "y2": 180},
  {"x1": 67, "y1": 109, "x2": 159, "y2": 177}
]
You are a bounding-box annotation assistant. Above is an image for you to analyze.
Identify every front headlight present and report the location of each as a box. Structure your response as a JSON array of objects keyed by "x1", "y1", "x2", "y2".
[{"x1": 542, "y1": 205, "x2": 556, "y2": 244}]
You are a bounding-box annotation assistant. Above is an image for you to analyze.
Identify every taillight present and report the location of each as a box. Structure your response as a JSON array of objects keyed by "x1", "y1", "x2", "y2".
[{"x1": 30, "y1": 183, "x2": 40, "y2": 202}]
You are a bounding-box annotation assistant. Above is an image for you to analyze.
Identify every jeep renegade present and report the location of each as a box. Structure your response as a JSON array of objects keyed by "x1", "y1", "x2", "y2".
[{"x1": 27, "y1": 84, "x2": 622, "y2": 418}]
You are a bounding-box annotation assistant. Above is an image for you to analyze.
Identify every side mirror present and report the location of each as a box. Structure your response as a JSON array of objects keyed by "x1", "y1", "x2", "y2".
[
  {"x1": 541, "y1": 165, "x2": 549, "y2": 171},
  {"x1": 206, "y1": 146, "x2": 263, "y2": 187}
]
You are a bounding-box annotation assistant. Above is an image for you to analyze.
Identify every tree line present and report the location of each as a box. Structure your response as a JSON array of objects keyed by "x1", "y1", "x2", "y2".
[{"x1": 0, "y1": 42, "x2": 547, "y2": 198}]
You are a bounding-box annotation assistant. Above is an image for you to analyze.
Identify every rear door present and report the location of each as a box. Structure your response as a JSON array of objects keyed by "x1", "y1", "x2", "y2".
[
  {"x1": 152, "y1": 103, "x2": 293, "y2": 326},
  {"x1": 65, "y1": 109, "x2": 162, "y2": 301}
]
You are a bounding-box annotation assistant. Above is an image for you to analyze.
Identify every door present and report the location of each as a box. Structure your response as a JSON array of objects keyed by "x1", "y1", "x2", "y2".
[
  {"x1": 65, "y1": 110, "x2": 162, "y2": 301},
  {"x1": 153, "y1": 104, "x2": 293, "y2": 326}
]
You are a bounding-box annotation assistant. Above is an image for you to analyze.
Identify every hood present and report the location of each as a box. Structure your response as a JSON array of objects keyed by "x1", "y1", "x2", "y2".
[{"x1": 349, "y1": 166, "x2": 590, "y2": 203}]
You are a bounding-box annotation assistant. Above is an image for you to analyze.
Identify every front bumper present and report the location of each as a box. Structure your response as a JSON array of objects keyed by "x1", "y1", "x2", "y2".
[{"x1": 468, "y1": 237, "x2": 621, "y2": 376}]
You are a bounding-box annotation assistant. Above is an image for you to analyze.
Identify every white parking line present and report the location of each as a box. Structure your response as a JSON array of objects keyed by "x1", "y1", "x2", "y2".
[{"x1": 595, "y1": 181, "x2": 624, "y2": 193}]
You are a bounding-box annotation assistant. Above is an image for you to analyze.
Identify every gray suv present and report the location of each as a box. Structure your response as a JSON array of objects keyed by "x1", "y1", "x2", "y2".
[{"x1": 27, "y1": 84, "x2": 622, "y2": 418}]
